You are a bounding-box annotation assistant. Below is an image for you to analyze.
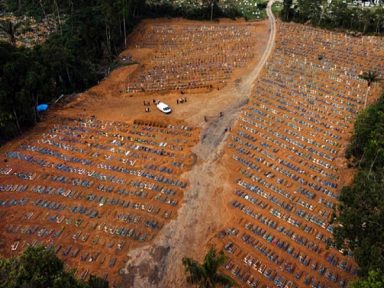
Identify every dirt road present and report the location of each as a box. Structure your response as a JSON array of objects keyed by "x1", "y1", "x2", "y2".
[
  {"x1": 237, "y1": 0, "x2": 277, "y2": 96},
  {"x1": 121, "y1": 2, "x2": 277, "y2": 287}
]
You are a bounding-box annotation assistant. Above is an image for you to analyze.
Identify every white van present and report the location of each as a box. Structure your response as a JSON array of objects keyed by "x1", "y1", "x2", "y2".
[{"x1": 156, "y1": 102, "x2": 172, "y2": 114}]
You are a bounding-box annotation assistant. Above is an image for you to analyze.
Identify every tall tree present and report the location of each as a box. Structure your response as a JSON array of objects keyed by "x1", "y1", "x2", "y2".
[
  {"x1": 0, "y1": 246, "x2": 108, "y2": 288},
  {"x1": 350, "y1": 270, "x2": 384, "y2": 288},
  {"x1": 359, "y1": 70, "x2": 381, "y2": 108},
  {"x1": 282, "y1": 0, "x2": 293, "y2": 21},
  {"x1": 360, "y1": 70, "x2": 381, "y2": 87},
  {"x1": 0, "y1": 20, "x2": 21, "y2": 46},
  {"x1": 182, "y1": 247, "x2": 236, "y2": 288},
  {"x1": 296, "y1": 0, "x2": 322, "y2": 24}
]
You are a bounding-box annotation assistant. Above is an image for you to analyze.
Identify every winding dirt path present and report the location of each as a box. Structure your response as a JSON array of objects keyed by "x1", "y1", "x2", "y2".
[
  {"x1": 237, "y1": 0, "x2": 277, "y2": 96},
  {"x1": 121, "y1": 2, "x2": 277, "y2": 287}
]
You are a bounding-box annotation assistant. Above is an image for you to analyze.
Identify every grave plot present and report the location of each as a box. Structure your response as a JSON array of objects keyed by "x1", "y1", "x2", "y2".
[
  {"x1": 125, "y1": 20, "x2": 261, "y2": 94},
  {"x1": 211, "y1": 22, "x2": 384, "y2": 288},
  {"x1": 0, "y1": 116, "x2": 199, "y2": 286}
]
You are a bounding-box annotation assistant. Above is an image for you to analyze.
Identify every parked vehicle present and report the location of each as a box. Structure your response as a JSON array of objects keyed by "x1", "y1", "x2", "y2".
[{"x1": 156, "y1": 102, "x2": 172, "y2": 114}]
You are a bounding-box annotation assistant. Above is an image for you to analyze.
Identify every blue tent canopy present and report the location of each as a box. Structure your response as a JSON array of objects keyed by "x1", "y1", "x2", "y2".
[{"x1": 36, "y1": 104, "x2": 48, "y2": 112}]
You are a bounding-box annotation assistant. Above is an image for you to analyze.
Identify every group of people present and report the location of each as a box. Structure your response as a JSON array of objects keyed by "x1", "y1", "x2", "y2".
[{"x1": 176, "y1": 97, "x2": 187, "y2": 104}]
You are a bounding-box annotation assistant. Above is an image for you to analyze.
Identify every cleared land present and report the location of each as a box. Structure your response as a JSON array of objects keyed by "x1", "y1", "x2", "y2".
[
  {"x1": 210, "y1": 22, "x2": 384, "y2": 288},
  {"x1": 124, "y1": 19, "x2": 264, "y2": 94},
  {"x1": 0, "y1": 18, "x2": 270, "y2": 287},
  {"x1": 0, "y1": 10, "x2": 383, "y2": 288},
  {"x1": 0, "y1": 116, "x2": 199, "y2": 282},
  {"x1": 118, "y1": 17, "x2": 384, "y2": 288}
]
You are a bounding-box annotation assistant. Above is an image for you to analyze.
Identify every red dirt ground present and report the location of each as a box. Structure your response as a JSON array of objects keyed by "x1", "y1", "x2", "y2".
[
  {"x1": 1, "y1": 15, "x2": 383, "y2": 288},
  {"x1": 0, "y1": 17, "x2": 270, "y2": 287}
]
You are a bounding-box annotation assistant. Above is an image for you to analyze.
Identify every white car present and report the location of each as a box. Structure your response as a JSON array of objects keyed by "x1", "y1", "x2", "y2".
[{"x1": 156, "y1": 102, "x2": 172, "y2": 114}]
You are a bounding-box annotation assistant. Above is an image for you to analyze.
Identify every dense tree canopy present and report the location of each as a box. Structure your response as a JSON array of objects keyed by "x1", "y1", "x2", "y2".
[
  {"x1": 350, "y1": 270, "x2": 384, "y2": 288},
  {"x1": 1, "y1": 0, "x2": 145, "y2": 144},
  {"x1": 334, "y1": 93, "x2": 384, "y2": 283},
  {"x1": 0, "y1": 246, "x2": 108, "y2": 288},
  {"x1": 281, "y1": 0, "x2": 384, "y2": 35}
]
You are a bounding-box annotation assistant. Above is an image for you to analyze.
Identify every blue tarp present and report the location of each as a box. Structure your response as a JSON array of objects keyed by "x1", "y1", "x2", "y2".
[{"x1": 36, "y1": 104, "x2": 48, "y2": 112}]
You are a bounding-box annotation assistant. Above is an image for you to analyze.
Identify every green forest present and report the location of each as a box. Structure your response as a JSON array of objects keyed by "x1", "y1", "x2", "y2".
[
  {"x1": 334, "y1": 93, "x2": 384, "y2": 287},
  {"x1": 0, "y1": 0, "x2": 144, "y2": 144},
  {"x1": 0, "y1": 246, "x2": 108, "y2": 288},
  {"x1": 281, "y1": 0, "x2": 384, "y2": 35}
]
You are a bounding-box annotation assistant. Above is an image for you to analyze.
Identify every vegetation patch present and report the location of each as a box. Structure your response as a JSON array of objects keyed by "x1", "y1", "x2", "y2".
[
  {"x1": 0, "y1": 13, "x2": 62, "y2": 47},
  {"x1": 0, "y1": 246, "x2": 108, "y2": 288},
  {"x1": 145, "y1": 0, "x2": 268, "y2": 20},
  {"x1": 334, "y1": 91, "x2": 384, "y2": 285},
  {"x1": 280, "y1": 0, "x2": 384, "y2": 35}
]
